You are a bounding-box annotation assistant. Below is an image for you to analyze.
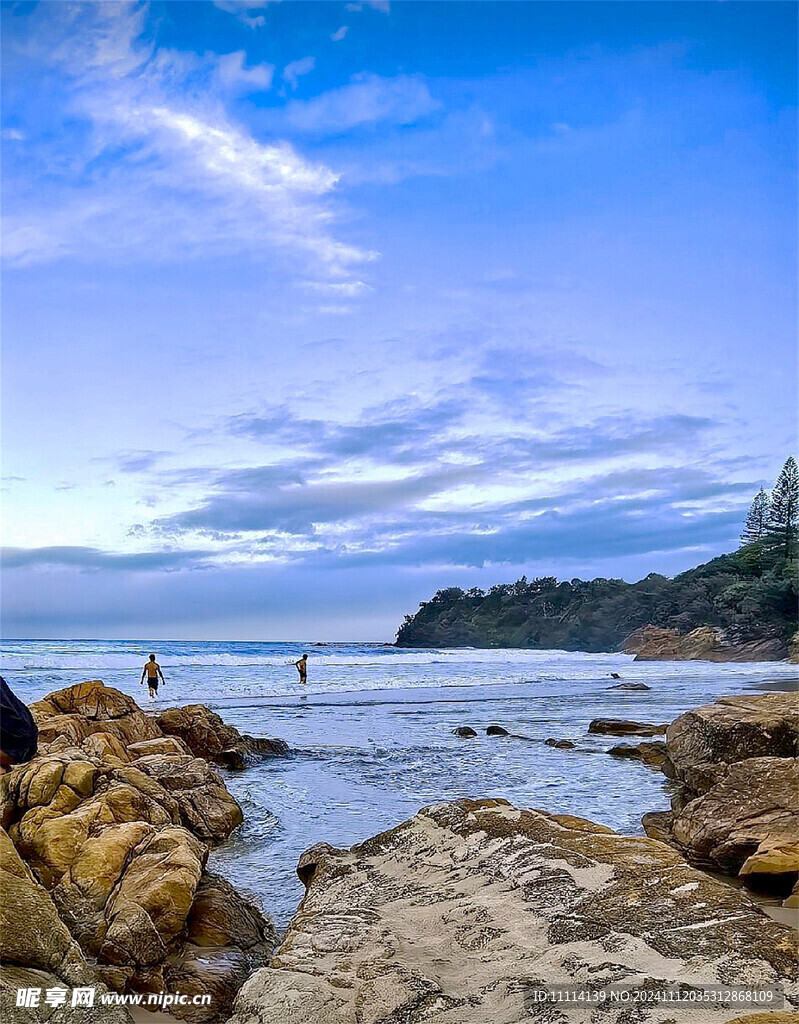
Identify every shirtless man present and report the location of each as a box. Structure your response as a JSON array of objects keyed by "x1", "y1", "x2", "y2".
[
  {"x1": 141, "y1": 655, "x2": 165, "y2": 699},
  {"x1": 294, "y1": 654, "x2": 308, "y2": 689}
]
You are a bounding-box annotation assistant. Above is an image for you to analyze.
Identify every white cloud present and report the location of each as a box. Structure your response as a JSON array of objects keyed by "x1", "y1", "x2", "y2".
[
  {"x1": 216, "y1": 50, "x2": 274, "y2": 91},
  {"x1": 3, "y1": 2, "x2": 375, "y2": 285},
  {"x1": 212, "y1": 1, "x2": 270, "y2": 29},
  {"x1": 284, "y1": 73, "x2": 440, "y2": 134},
  {"x1": 283, "y1": 56, "x2": 315, "y2": 90},
  {"x1": 331, "y1": 26, "x2": 349, "y2": 42}
]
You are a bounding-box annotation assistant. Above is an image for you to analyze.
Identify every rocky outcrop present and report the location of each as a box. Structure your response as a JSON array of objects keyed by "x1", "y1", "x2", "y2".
[
  {"x1": 0, "y1": 827, "x2": 133, "y2": 1023},
  {"x1": 670, "y1": 757, "x2": 799, "y2": 875},
  {"x1": 1, "y1": 681, "x2": 278, "y2": 1023},
  {"x1": 623, "y1": 625, "x2": 787, "y2": 662},
  {"x1": 643, "y1": 692, "x2": 799, "y2": 908},
  {"x1": 665, "y1": 693, "x2": 799, "y2": 793},
  {"x1": 157, "y1": 705, "x2": 289, "y2": 770},
  {"x1": 132, "y1": 753, "x2": 243, "y2": 842},
  {"x1": 31, "y1": 680, "x2": 163, "y2": 750},
  {"x1": 588, "y1": 718, "x2": 667, "y2": 737},
  {"x1": 608, "y1": 741, "x2": 669, "y2": 766},
  {"x1": 228, "y1": 799, "x2": 797, "y2": 1024}
]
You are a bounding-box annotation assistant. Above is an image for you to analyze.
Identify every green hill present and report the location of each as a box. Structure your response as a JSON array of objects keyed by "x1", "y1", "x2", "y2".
[{"x1": 394, "y1": 544, "x2": 798, "y2": 654}]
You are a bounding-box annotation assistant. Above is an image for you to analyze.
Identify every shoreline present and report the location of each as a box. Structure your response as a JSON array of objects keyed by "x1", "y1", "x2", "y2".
[{"x1": 1, "y1": 670, "x2": 796, "y2": 1023}]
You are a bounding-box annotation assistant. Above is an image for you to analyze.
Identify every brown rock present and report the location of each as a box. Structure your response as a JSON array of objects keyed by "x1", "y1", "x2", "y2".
[
  {"x1": 588, "y1": 718, "x2": 667, "y2": 736},
  {"x1": 186, "y1": 872, "x2": 277, "y2": 953},
  {"x1": 129, "y1": 735, "x2": 193, "y2": 758},
  {"x1": 641, "y1": 810, "x2": 675, "y2": 844},
  {"x1": 157, "y1": 705, "x2": 288, "y2": 768},
  {"x1": 132, "y1": 754, "x2": 243, "y2": 842},
  {"x1": 545, "y1": 738, "x2": 575, "y2": 749},
  {"x1": 623, "y1": 625, "x2": 787, "y2": 662},
  {"x1": 165, "y1": 874, "x2": 277, "y2": 1022},
  {"x1": 665, "y1": 692, "x2": 799, "y2": 794},
  {"x1": 229, "y1": 799, "x2": 798, "y2": 1024},
  {"x1": 608, "y1": 741, "x2": 669, "y2": 766},
  {"x1": 32, "y1": 681, "x2": 162, "y2": 749},
  {"x1": 670, "y1": 757, "x2": 799, "y2": 882}
]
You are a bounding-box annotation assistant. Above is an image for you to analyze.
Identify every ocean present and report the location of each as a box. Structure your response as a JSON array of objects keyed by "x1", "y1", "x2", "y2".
[{"x1": 2, "y1": 638, "x2": 796, "y2": 928}]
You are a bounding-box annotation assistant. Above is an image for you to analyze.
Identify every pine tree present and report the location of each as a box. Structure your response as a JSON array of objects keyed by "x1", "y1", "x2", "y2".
[
  {"x1": 741, "y1": 487, "x2": 770, "y2": 545},
  {"x1": 768, "y1": 456, "x2": 799, "y2": 557}
]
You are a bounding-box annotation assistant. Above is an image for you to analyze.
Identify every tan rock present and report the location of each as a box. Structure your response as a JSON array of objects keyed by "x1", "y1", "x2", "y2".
[
  {"x1": 740, "y1": 837, "x2": 799, "y2": 877},
  {"x1": 157, "y1": 704, "x2": 289, "y2": 768},
  {"x1": 3, "y1": 682, "x2": 276, "y2": 1015},
  {"x1": 666, "y1": 693, "x2": 799, "y2": 794},
  {"x1": 132, "y1": 753, "x2": 243, "y2": 842},
  {"x1": 32, "y1": 680, "x2": 162, "y2": 748},
  {"x1": 670, "y1": 757, "x2": 799, "y2": 879},
  {"x1": 156, "y1": 705, "x2": 243, "y2": 759},
  {"x1": 0, "y1": 964, "x2": 132, "y2": 1024},
  {"x1": 229, "y1": 799, "x2": 798, "y2": 1024},
  {"x1": 129, "y1": 736, "x2": 192, "y2": 758},
  {"x1": 0, "y1": 827, "x2": 94, "y2": 986}
]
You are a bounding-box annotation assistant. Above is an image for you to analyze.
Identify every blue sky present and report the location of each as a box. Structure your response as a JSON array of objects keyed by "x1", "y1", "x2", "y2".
[{"x1": 1, "y1": 0, "x2": 796, "y2": 640}]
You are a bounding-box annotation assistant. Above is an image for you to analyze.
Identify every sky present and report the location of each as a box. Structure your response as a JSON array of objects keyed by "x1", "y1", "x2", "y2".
[{"x1": 1, "y1": 0, "x2": 797, "y2": 641}]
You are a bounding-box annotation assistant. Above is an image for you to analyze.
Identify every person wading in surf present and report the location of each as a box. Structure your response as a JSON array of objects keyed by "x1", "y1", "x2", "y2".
[
  {"x1": 141, "y1": 654, "x2": 166, "y2": 700},
  {"x1": 294, "y1": 653, "x2": 309, "y2": 695}
]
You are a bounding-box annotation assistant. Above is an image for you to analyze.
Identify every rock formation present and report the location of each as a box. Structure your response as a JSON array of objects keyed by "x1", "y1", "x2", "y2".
[
  {"x1": 643, "y1": 692, "x2": 799, "y2": 908},
  {"x1": 228, "y1": 799, "x2": 797, "y2": 1024},
  {"x1": 623, "y1": 625, "x2": 787, "y2": 662},
  {"x1": 607, "y1": 741, "x2": 669, "y2": 766},
  {"x1": 588, "y1": 718, "x2": 667, "y2": 736},
  {"x1": 157, "y1": 705, "x2": 289, "y2": 770},
  {"x1": 1, "y1": 681, "x2": 280, "y2": 1023}
]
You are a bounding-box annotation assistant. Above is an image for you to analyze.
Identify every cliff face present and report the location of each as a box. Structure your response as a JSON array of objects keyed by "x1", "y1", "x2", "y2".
[
  {"x1": 395, "y1": 547, "x2": 797, "y2": 658},
  {"x1": 623, "y1": 625, "x2": 789, "y2": 662}
]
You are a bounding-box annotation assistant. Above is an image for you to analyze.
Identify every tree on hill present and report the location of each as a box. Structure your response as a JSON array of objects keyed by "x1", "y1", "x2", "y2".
[
  {"x1": 741, "y1": 488, "x2": 770, "y2": 545},
  {"x1": 768, "y1": 456, "x2": 799, "y2": 557}
]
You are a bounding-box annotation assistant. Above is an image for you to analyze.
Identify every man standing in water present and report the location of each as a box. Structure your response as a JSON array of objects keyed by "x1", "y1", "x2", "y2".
[
  {"x1": 294, "y1": 653, "x2": 308, "y2": 693},
  {"x1": 141, "y1": 654, "x2": 165, "y2": 700}
]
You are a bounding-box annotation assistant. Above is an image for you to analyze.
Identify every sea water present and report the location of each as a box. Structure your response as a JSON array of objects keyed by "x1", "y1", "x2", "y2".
[{"x1": 2, "y1": 639, "x2": 796, "y2": 928}]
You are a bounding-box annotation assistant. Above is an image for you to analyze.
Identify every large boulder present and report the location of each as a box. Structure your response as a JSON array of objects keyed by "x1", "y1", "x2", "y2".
[
  {"x1": 0, "y1": 827, "x2": 133, "y2": 1023},
  {"x1": 0, "y1": 827, "x2": 95, "y2": 986},
  {"x1": 131, "y1": 753, "x2": 243, "y2": 842},
  {"x1": 157, "y1": 705, "x2": 289, "y2": 768},
  {"x1": 228, "y1": 799, "x2": 797, "y2": 1024},
  {"x1": 31, "y1": 681, "x2": 162, "y2": 749},
  {"x1": 665, "y1": 693, "x2": 799, "y2": 794},
  {"x1": 1, "y1": 682, "x2": 276, "y2": 1020},
  {"x1": 643, "y1": 693, "x2": 799, "y2": 907},
  {"x1": 669, "y1": 757, "x2": 799, "y2": 878}
]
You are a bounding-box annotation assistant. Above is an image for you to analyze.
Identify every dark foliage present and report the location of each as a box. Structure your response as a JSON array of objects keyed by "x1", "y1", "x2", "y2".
[
  {"x1": 395, "y1": 550, "x2": 797, "y2": 651},
  {"x1": 397, "y1": 459, "x2": 799, "y2": 651}
]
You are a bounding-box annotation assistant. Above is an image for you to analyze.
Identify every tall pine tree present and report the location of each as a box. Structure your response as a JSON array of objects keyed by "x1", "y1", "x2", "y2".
[
  {"x1": 768, "y1": 456, "x2": 799, "y2": 557},
  {"x1": 741, "y1": 487, "x2": 770, "y2": 545}
]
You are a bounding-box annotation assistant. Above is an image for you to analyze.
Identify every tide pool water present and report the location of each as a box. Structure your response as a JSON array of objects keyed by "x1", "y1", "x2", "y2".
[{"x1": 2, "y1": 639, "x2": 795, "y2": 927}]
